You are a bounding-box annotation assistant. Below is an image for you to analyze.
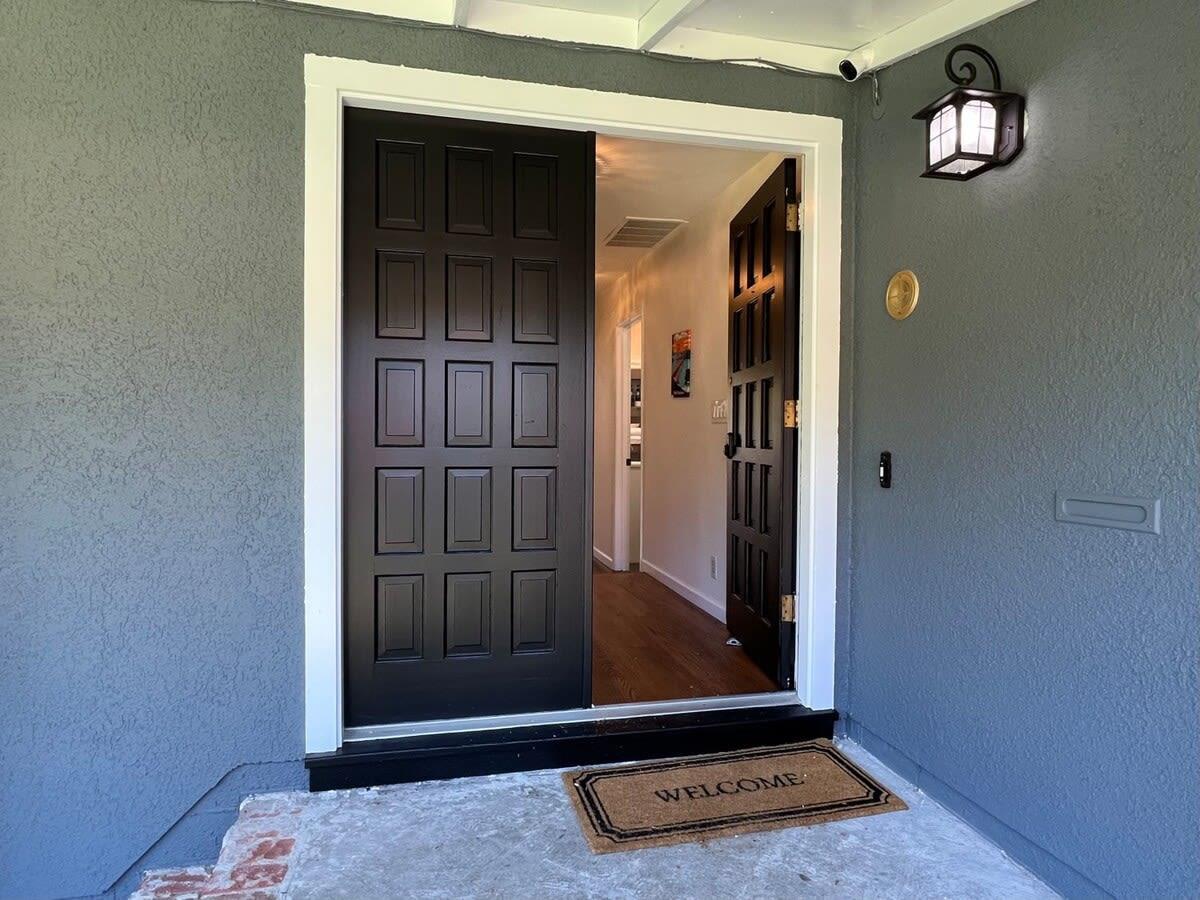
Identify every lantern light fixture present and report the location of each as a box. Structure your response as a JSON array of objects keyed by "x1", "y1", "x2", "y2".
[{"x1": 913, "y1": 44, "x2": 1025, "y2": 180}]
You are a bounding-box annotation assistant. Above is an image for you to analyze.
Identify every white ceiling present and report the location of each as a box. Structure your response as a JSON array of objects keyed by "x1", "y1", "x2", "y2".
[
  {"x1": 292, "y1": 0, "x2": 1038, "y2": 75},
  {"x1": 514, "y1": 0, "x2": 653, "y2": 14},
  {"x1": 595, "y1": 135, "x2": 768, "y2": 276},
  {"x1": 683, "y1": 0, "x2": 956, "y2": 51}
]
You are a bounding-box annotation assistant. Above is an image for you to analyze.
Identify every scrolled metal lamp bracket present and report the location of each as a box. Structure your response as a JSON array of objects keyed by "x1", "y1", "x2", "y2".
[{"x1": 944, "y1": 43, "x2": 1003, "y2": 91}]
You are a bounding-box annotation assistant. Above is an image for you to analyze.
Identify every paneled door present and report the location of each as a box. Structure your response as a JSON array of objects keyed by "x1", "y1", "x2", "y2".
[
  {"x1": 724, "y1": 159, "x2": 800, "y2": 690},
  {"x1": 343, "y1": 108, "x2": 593, "y2": 726}
]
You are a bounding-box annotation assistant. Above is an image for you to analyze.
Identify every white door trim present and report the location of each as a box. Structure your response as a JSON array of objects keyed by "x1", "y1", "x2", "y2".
[
  {"x1": 611, "y1": 314, "x2": 641, "y2": 572},
  {"x1": 303, "y1": 54, "x2": 843, "y2": 754}
]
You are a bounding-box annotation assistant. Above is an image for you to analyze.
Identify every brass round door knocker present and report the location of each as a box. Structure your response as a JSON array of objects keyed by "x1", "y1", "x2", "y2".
[{"x1": 885, "y1": 270, "x2": 919, "y2": 320}]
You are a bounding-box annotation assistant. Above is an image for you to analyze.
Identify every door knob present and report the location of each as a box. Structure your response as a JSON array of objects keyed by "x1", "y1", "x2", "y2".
[{"x1": 723, "y1": 432, "x2": 739, "y2": 459}]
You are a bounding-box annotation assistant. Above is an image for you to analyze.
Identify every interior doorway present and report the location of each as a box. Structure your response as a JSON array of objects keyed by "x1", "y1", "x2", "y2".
[
  {"x1": 590, "y1": 136, "x2": 799, "y2": 706},
  {"x1": 613, "y1": 315, "x2": 642, "y2": 572}
]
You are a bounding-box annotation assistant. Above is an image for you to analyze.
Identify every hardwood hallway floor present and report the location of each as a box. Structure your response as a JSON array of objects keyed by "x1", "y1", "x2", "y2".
[{"x1": 591, "y1": 561, "x2": 777, "y2": 705}]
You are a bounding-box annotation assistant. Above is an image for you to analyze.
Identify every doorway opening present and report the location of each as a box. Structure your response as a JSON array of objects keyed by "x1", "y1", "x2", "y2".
[
  {"x1": 303, "y1": 56, "x2": 842, "y2": 753},
  {"x1": 591, "y1": 135, "x2": 799, "y2": 706}
]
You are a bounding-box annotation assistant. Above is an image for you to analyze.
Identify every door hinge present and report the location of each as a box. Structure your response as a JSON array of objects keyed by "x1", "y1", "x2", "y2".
[
  {"x1": 781, "y1": 594, "x2": 796, "y2": 623},
  {"x1": 786, "y1": 202, "x2": 801, "y2": 232},
  {"x1": 783, "y1": 399, "x2": 799, "y2": 428}
]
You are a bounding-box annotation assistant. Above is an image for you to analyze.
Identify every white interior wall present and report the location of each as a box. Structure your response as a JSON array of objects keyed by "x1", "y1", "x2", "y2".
[
  {"x1": 593, "y1": 152, "x2": 784, "y2": 621},
  {"x1": 627, "y1": 466, "x2": 642, "y2": 562}
]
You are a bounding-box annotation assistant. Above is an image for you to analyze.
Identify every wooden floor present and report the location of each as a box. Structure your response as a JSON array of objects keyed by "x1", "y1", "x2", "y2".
[{"x1": 591, "y1": 561, "x2": 778, "y2": 705}]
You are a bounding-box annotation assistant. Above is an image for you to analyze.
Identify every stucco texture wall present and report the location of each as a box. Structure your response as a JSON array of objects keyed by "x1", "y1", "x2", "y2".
[
  {"x1": 0, "y1": 2, "x2": 851, "y2": 897},
  {"x1": 6, "y1": 0, "x2": 1198, "y2": 897},
  {"x1": 845, "y1": 0, "x2": 1200, "y2": 896}
]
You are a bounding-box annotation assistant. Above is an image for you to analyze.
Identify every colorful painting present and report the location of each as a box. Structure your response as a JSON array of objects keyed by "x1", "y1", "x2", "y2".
[{"x1": 671, "y1": 329, "x2": 692, "y2": 398}]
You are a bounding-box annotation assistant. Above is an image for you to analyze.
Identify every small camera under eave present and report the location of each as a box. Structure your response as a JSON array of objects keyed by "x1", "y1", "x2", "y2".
[{"x1": 837, "y1": 49, "x2": 874, "y2": 82}]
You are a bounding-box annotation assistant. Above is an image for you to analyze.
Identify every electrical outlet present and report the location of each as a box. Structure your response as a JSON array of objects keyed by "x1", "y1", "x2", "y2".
[{"x1": 710, "y1": 555, "x2": 718, "y2": 579}]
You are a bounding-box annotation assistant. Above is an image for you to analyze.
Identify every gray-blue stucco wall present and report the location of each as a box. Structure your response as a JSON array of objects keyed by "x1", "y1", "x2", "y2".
[
  {"x1": 843, "y1": 0, "x2": 1200, "y2": 897},
  {"x1": 0, "y1": 2, "x2": 852, "y2": 897},
  {"x1": 3, "y1": 0, "x2": 1198, "y2": 898}
]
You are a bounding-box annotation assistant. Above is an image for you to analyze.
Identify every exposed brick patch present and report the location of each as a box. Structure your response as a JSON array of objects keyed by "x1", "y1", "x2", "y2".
[
  {"x1": 130, "y1": 865, "x2": 212, "y2": 899},
  {"x1": 130, "y1": 793, "x2": 311, "y2": 899},
  {"x1": 202, "y1": 794, "x2": 309, "y2": 897}
]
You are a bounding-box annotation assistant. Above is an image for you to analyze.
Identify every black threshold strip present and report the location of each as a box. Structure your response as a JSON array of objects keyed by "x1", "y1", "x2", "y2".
[{"x1": 305, "y1": 704, "x2": 837, "y2": 791}]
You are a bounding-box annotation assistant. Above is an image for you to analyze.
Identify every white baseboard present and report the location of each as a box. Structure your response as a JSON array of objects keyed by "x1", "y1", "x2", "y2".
[
  {"x1": 592, "y1": 547, "x2": 614, "y2": 569},
  {"x1": 639, "y1": 559, "x2": 726, "y2": 624}
]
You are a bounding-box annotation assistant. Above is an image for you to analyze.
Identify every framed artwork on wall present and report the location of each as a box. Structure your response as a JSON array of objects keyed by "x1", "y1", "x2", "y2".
[{"x1": 671, "y1": 329, "x2": 692, "y2": 397}]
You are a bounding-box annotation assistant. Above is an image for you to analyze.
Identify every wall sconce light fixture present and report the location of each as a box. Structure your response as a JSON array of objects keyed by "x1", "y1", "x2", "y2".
[{"x1": 912, "y1": 44, "x2": 1025, "y2": 180}]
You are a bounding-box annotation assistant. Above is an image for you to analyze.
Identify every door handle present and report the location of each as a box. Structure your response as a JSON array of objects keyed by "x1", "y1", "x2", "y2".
[{"x1": 723, "y1": 431, "x2": 739, "y2": 459}]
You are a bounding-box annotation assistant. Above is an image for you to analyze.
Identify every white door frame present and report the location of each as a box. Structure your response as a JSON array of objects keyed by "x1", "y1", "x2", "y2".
[
  {"x1": 612, "y1": 313, "x2": 641, "y2": 572},
  {"x1": 304, "y1": 54, "x2": 843, "y2": 754}
]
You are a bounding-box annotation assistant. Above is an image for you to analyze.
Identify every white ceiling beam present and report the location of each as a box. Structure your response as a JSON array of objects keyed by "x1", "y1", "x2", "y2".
[
  {"x1": 636, "y1": 0, "x2": 709, "y2": 51},
  {"x1": 286, "y1": 0, "x2": 457, "y2": 25},
  {"x1": 466, "y1": 0, "x2": 637, "y2": 48},
  {"x1": 257, "y1": 0, "x2": 1042, "y2": 80},
  {"x1": 853, "y1": 0, "x2": 1040, "y2": 72},
  {"x1": 653, "y1": 26, "x2": 844, "y2": 76}
]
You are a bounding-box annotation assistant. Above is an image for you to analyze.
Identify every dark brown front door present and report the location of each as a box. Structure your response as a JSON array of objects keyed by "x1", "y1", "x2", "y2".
[
  {"x1": 343, "y1": 108, "x2": 594, "y2": 726},
  {"x1": 725, "y1": 159, "x2": 800, "y2": 690}
]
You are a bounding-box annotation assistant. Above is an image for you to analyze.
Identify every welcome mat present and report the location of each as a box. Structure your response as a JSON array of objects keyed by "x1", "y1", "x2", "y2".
[{"x1": 563, "y1": 740, "x2": 906, "y2": 853}]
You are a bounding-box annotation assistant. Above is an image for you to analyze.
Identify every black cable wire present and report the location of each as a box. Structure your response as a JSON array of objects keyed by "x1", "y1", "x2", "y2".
[{"x1": 186, "y1": 0, "x2": 838, "y2": 78}]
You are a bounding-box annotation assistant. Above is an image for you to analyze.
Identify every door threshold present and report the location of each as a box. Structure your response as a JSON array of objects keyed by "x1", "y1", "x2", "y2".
[
  {"x1": 306, "y1": 702, "x2": 836, "y2": 791},
  {"x1": 343, "y1": 690, "x2": 800, "y2": 743}
]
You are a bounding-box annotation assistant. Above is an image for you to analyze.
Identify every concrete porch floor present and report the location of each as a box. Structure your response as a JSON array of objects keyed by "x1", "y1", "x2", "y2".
[{"x1": 134, "y1": 740, "x2": 1055, "y2": 899}]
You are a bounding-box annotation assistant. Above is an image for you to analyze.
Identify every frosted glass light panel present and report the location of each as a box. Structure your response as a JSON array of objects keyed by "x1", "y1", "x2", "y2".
[
  {"x1": 928, "y1": 105, "x2": 957, "y2": 166},
  {"x1": 913, "y1": 88, "x2": 1024, "y2": 181},
  {"x1": 960, "y1": 100, "x2": 997, "y2": 154}
]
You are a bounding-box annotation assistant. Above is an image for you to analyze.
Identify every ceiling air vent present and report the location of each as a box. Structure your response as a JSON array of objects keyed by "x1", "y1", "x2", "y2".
[{"x1": 603, "y1": 217, "x2": 686, "y2": 248}]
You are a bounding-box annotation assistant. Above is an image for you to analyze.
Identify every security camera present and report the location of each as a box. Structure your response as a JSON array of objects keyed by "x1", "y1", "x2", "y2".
[{"x1": 837, "y1": 49, "x2": 874, "y2": 82}]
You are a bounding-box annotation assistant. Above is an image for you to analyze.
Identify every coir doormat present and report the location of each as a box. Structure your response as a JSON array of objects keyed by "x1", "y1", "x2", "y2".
[{"x1": 563, "y1": 740, "x2": 906, "y2": 853}]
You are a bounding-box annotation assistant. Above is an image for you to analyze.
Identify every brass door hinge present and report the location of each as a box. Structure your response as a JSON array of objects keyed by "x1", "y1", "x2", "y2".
[
  {"x1": 786, "y1": 202, "x2": 801, "y2": 232},
  {"x1": 781, "y1": 594, "x2": 796, "y2": 623},
  {"x1": 783, "y1": 399, "x2": 798, "y2": 428}
]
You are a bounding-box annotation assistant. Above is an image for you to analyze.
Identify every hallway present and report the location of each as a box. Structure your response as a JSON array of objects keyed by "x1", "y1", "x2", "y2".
[{"x1": 591, "y1": 563, "x2": 777, "y2": 705}]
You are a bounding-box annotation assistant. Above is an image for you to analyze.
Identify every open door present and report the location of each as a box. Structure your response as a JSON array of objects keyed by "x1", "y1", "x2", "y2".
[{"x1": 724, "y1": 159, "x2": 799, "y2": 690}]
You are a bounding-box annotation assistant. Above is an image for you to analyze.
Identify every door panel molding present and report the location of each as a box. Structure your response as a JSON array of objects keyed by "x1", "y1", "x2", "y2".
[
  {"x1": 304, "y1": 56, "x2": 843, "y2": 754},
  {"x1": 343, "y1": 108, "x2": 591, "y2": 727}
]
